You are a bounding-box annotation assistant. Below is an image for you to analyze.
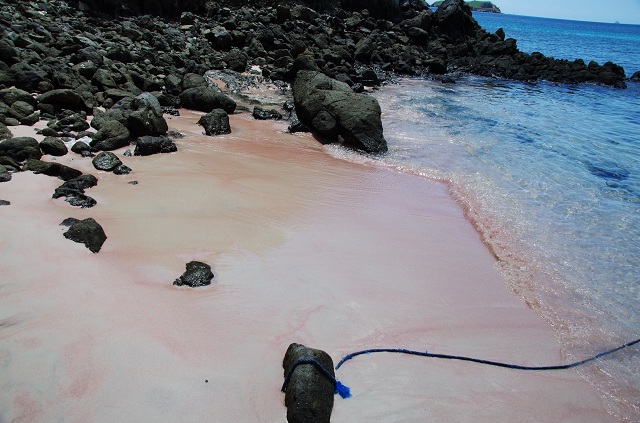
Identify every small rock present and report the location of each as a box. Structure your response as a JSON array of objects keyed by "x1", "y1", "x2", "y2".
[
  {"x1": 0, "y1": 199, "x2": 10, "y2": 206},
  {"x1": 128, "y1": 180, "x2": 138, "y2": 185},
  {"x1": 134, "y1": 135, "x2": 177, "y2": 156},
  {"x1": 253, "y1": 106, "x2": 283, "y2": 120},
  {"x1": 63, "y1": 217, "x2": 107, "y2": 253},
  {"x1": 173, "y1": 261, "x2": 214, "y2": 287},
  {"x1": 113, "y1": 164, "x2": 132, "y2": 175}
]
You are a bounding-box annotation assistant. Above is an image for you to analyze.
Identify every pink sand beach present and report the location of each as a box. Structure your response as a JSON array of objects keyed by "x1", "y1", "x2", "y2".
[{"x1": 0, "y1": 111, "x2": 615, "y2": 422}]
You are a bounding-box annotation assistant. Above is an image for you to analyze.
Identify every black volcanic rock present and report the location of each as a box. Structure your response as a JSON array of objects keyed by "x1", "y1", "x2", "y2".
[
  {"x1": 293, "y1": 71, "x2": 387, "y2": 153},
  {"x1": 23, "y1": 159, "x2": 83, "y2": 181},
  {"x1": 0, "y1": 137, "x2": 42, "y2": 162},
  {"x1": 133, "y1": 135, "x2": 177, "y2": 156},
  {"x1": 173, "y1": 261, "x2": 214, "y2": 287},
  {"x1": 92, "y1": 151, "x2": 122, "y2": 171},
  {"x1": 179, "y1": 88, "x2": 237, "y2": 114},
  {"x1": 40, "y1": 137, "x2": 69, "y2": 156},
  {"x1": 63, "y1": 217, "x2": 107, "y2": 253},
  {"x1": 197, "y1": 109, "x2": 232, "y2": 136}
]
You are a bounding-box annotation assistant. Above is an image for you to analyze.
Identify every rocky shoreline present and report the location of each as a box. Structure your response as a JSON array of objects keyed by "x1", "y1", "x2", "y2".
[{"x1": 0, "y1": 0, "x2": 632, "y2": 249}]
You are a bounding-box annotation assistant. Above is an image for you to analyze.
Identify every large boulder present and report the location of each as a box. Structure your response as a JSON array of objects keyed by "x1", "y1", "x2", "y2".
[
  {"x1": 197, "y1": 109, "x2": 231, "y2": 136},
  {"x1": 38, "y1": 89, "x2": 89, "y2": 113},
  {"x1": 111, "y1": 93, "x2": 168, "y2": 137},
  {"x1": 293, "y1": 71, "x2": 387, "y2": 153},
  {"x1": 0, "y1": 137, "x2": 42, "y2": 162},
  {"x1": 133, "y1": 135, "x2": 177, "y2": 156},
  {"x1": 90, "y1": 120, "x2": 130, "y2": 151},
  {"x1": 179, "y1": 87, "x2": 236, "y2": 114},
  {"x1": 22, "y1": 159, "x2": 83, "y2": 181},
  {"x1": 433, "y1": 0, "x2": 479, "y2": 42},
  {"x1": 62, "y1": 217, "x2": 107, "y2": 253},
  {"x1": 40, "y1": 137, "x2": 69, "y2": 156},
  {"x1": 282, "y1": 343, "x2": 335, "y2": 423}
]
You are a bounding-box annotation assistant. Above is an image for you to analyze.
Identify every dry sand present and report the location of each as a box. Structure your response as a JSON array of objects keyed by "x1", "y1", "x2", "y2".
[{"x1": 0, "y1": 110, "x2": 615, "y2": 422}]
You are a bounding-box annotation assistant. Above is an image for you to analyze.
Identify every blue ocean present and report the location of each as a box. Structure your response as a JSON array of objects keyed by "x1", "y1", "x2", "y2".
[{"x1": 369, "y1": 12, "x2": 640, "y2": 421}]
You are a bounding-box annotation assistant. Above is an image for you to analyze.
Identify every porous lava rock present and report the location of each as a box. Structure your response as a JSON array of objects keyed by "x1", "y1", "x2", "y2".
[
  {"x1": 62, "y1": 217, "x2": 107, "y2": 253},
  {"x1": 173, "y1": 261, "x2": 214, "y2": 287}
]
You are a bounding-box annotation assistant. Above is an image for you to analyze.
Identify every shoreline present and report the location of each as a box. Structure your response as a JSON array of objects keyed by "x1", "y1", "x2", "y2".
[{"x1": 0, "y1": 109, "x2": 616, "y2": 422}]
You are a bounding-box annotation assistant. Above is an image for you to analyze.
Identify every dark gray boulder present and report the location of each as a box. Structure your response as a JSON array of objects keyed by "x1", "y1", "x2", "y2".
[
  {"x1": 181, "y1": 73, "x2": 208, "y2": 90},
  {"x1": 38, "y1": 89, "x2": 89, "y2": 113},
  {"x1": 63, "y1": 217, "x2": 107, "y2": 253},
  {"x1": 293, "y1": 71, "x2": 387, "y2": 153},
  {"x1": 253, "y1": 106, "x2": 282, "y2": 120},
  {"x1": 133, "y1": 135, "x2": 177, "y2": 156},
  {"x1": 224, "y1": 49, "x2": 249, "y2": 73},
  {"x1": 282, "y1": 343, "x2": 335, "y2": 423},
  {"x1": 71, "y1": 141, "x2": 93, "y2": 156},
  {"x1": 179, "y1": 87, "x2": 236, "y2": 114},
  {"x1": 90, "y1": 120, "x2": 130, "y2": 151},
  {"x1": 92, "y1": 151, "x2": 123, "y2": 171},
  {"x1": 22, "y1": 159, "x2": 83, "y2": 181},
  {"x1": 0, "y1": 199, "x2": 9, "y2": 205},
  {"x1": 111, "y1": 93, "x2": 168, "y2": 137},
  {"x1": 197, "y1": 109, "x2": 231, "y2": 136},
  {"x1": 53, "y1": 174, "x2": 98, "y2": 208},
  {"x1": 0, "y1": 137, "x2": 42, "y2": 162},
  {"x1": 40, "y1": 137, "x2": 68, "y2": 156},
  {"x1": 173, "y1": 261, "x2": 214, "y2": 287},
  {"x1": 0, "y1": 88, "x2": 37, "y2": 108}
]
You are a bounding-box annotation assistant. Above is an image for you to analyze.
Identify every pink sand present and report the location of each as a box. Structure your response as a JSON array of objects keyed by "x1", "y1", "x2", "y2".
[{"x1": 0, "y1": 111, "x2": 615, "y2": 422}]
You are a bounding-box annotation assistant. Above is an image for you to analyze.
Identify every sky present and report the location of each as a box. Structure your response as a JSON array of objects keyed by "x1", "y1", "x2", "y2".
[{"x1": 494, "y1": 0, "x2": 640, "y2": 24}]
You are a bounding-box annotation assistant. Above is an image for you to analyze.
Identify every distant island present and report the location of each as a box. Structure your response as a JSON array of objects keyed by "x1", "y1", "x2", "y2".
[{"x1": 431, "y1": 1, "x2": 502, "y2": 13}]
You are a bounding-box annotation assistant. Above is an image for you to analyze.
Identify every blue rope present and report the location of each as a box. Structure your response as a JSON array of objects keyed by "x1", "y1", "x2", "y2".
[
  {"x1": 335, "y1": 338, "x2": 640, "y2": 371},
  {"x1": 281, "y1": 358, "x2": 351, "y2": 399},
  {"x1": 282, "y1": 339, "x2": 639, "y2": 400}
]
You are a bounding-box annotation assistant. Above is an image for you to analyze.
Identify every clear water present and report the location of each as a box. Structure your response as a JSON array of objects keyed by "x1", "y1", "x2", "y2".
[{"x1": 358, "y1": 13, "x2": 640, "y2": 422}]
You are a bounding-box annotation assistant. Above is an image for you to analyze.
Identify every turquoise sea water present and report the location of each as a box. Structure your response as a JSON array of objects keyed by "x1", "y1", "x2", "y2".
[{"x1": 366, "y1": 13, "x2": 640, "y2": 422}]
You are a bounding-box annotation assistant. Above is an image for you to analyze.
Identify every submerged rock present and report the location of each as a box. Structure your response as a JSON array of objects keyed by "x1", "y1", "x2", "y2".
[
  {"x1": 179, "y1": 87, "x2": 236, "y2": 114},
  {"x1": 282, "y1": 343, "x2": 335, "y2": 423},
  {"x1": 173, "y1": 261, "x2": 214, "y2": 287},
  {"x1": 63, "y1": 217, "x2": 107, "y2": 253}
]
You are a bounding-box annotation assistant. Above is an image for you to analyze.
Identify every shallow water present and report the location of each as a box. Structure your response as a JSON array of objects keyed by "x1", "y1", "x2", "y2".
[{"x1": 369, "y1": 75, "x2": 640, "y2": 421}]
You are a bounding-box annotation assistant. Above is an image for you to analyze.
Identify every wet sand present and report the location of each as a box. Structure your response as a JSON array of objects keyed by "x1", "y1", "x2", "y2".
[{"x1": 0, "y1": 111, "x2": 615, "y2": 422}]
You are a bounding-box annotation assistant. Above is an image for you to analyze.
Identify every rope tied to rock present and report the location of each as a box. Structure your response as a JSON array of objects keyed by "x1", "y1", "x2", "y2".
[
  {"x1": 282, "y1": 338, "x2": 640, "y2": 399},
  {"x1": 281, "y1": 358, "x2": 352, "y2": 399}
]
